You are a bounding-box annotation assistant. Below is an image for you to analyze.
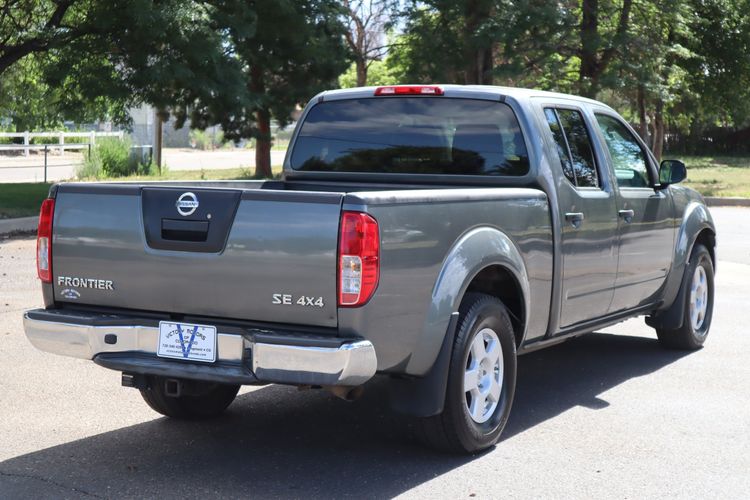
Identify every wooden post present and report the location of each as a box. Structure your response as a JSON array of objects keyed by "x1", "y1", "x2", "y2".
[
  {"x1": 154, "y1": 112, "x2": 163, "y2": 174},
  {"x1": 23, "y1": 131, "x2": 29, "y2": 157},
  {"x1": 59, "y1": 131, "x2": 65, "y2": 156}
]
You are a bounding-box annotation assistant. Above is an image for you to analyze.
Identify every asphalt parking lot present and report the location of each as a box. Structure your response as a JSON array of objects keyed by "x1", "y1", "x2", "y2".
[{"x1": 1, "y1": 207, "x2": 748, "y2": 499}]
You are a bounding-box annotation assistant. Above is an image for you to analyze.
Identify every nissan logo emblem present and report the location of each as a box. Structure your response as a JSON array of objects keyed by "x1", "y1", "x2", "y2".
[{"x1": 176, "y1": 192, "x2": 199, "y2": 216}]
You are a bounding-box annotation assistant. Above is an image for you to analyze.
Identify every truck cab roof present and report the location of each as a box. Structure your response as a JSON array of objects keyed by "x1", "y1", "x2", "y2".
[{"x1": 314, "y1": 85, "x2": 614, "y2": 111}]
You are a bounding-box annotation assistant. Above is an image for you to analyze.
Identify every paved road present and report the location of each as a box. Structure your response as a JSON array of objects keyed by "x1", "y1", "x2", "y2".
[
  {"x1": 0, "y1": 152, "x2": 85, "y2": 183},
  {"x1": 0, "y1": 208, "x2": 748, "y2": 498},
  {"x1": 0, "y1": 149, "x2": 287, "y2": 183}
]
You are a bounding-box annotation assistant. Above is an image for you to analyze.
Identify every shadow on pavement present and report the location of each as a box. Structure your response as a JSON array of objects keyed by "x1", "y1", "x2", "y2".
[{"x1": 0, "y1": 332, "x2": 690, "y2": 498}]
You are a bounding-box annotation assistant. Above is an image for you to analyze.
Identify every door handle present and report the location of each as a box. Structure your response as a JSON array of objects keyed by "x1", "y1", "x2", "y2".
[
  {"x1": 618, "y1": 209, "x2": 635, "y2": 223},
  {"x1": 565, "y1": 212, "x2": 585, "y2": 228}
]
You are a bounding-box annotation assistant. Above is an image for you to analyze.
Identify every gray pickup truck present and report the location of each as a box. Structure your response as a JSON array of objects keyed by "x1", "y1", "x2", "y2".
[{"x1": 24, "y1": 85, "x2": 716, "y2": 453}]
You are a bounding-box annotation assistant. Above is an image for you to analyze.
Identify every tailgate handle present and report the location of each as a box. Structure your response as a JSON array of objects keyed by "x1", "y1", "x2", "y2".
[{"x1": 161, "y1": 219, "x2": 209, "y2": 242}]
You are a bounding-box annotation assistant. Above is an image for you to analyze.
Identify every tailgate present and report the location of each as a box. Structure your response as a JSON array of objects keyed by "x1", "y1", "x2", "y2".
[{"x1": 51, "y1": 185, "x2": 343, "y2": 328}]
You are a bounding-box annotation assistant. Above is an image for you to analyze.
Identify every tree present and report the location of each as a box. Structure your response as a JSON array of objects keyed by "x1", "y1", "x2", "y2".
[
  {"x1": 71, "y1": 0, "x2": 351, "y2": 178},
  {"x1": 0, "y1": 55, "x2": 65, "y2": 131},
  {"x1": 2, "y1": 1, "x2": 350, "y2": 178},
  {"x1": 0, "y1": 1, "x2": 128, "y2": 129},
  {"x1": 393, "y1": 1, "x2": 498, "y2": 85},
  {"x1": 339, "y1": 59, "x2": 399, "y2": 88},
  {"x1": 490, "y1": 1, "x2": 578, "y2": 91},
  {"x1": 0, "y1": 0, "x2": 79, "y2": 76},
  {"x1": 342, "y1": 0, "x2": 394, "y2": 86},
  {"x1": 599, "y1": 0, "x2": 694, "y2": 159},
  {"x1": 44, "y1": 0, "x2": 246, "y2": 125},
  {"x1": 0, "y1": 0, "x2": 240, "y2": 132},
  {"x1": 683, "y1": 0, "x2": 750, "y2": 128},
  {"x1": 183, "y1": 0, "x2": 350, "y2": 177},
  {"x1": 576, "y1": 0, "x2": 633, "y2": 98}
]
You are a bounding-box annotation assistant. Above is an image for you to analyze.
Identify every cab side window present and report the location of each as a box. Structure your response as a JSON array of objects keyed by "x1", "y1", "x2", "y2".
[
  {"x1": 544, "y1": 108, "x2": 599, "y2": 188},
  {"x1": 594, "y1": 114, "x2": 651, "y2": 188}
]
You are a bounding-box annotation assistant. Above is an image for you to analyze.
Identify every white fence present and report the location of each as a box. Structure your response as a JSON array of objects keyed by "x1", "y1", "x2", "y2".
[{"x1": 0, "y1": 131, "x2": 124, "y2": 156}]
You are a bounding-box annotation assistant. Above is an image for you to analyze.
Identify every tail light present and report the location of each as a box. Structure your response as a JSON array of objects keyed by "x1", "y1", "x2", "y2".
[
  {"x1": 338, "y1": 211, "x2": 379, "y2": 307},
  {"x1": 36, "y1": 198, "x2": 55, "y2": 282},
  {"x1": 374, "y1": 85, "x2": 444, "y2": 96}
]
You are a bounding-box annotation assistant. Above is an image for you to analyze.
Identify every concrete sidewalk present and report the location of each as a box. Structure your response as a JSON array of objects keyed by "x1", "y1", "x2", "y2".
[
  {"x1": 0, "y1": 216, "x2": 37, "y2": 237},
  {"x1": 705, "y1": 196, "x2": 750, "y2": 207}
]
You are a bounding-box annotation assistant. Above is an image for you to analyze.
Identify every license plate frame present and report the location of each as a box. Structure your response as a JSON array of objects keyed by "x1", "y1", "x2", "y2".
[{"x1": 157, "y1": 321, "x2": 217, "y2": 363}]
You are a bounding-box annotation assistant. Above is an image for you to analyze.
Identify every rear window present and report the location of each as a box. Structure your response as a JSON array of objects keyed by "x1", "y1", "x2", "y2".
[{"x1": 290, "y1": 98, "x2": 529, "y2": 176}]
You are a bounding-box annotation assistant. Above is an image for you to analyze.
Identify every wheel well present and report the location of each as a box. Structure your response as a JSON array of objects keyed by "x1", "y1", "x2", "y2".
[
  {"x1": 465, "y1": 265, "x2": 525, "y2": 347},
  {"x1": 694, "y1": 228, "x2": 716, "y2": 268}
]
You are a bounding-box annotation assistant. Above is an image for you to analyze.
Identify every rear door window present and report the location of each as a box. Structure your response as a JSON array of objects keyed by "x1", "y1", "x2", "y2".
[
  {"x1": 544, "y1": 108, "x2": 599, "y2": 188},
  {"x1": 291, "y1": 98, "x2": 529, "y2": 176}
]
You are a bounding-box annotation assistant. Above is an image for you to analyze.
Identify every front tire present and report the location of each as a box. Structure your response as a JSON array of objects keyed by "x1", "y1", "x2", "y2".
[
  {"x1": 417, "y1": 293, "x2": 517, "y2": 454},
  {"x1": 140, "y1": 376, "x2": 240, "y2": 419},
  {"x1": 656, "y1": 244, "x2": 715, "y2": 350}
]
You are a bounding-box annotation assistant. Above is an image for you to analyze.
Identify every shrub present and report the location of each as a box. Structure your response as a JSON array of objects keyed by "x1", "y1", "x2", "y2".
[
  {"x1": 30, "y1": 136, "x2": 59, "y2": 145},
  {"x1": 190, "y1": 129, "x2": 224, "y2": 150},
  {"x1": 76, "y1": 152, "x2": 103, "y2": 180},
  {"x1": 77, "y1": 138, "x2": 154, "y2": 179},
  {"x1": 98, "y1": 138, "x2": 136, "y2": 176}
]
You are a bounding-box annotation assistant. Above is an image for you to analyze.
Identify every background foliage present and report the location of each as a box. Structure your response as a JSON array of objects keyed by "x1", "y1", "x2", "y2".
[{"x1": 3, "y1": 0, "x2": 750, "y2": 167}]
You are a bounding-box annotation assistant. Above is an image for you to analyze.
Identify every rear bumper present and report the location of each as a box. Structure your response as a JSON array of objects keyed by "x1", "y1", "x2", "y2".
[{"x1": 23, "y1": 309, "x2": 377, "y2": 387}]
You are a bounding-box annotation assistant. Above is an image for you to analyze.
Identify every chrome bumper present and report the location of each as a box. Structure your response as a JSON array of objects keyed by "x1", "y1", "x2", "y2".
[{"x1": 23, "y1": 311, "x2": 377, "y2": 387}]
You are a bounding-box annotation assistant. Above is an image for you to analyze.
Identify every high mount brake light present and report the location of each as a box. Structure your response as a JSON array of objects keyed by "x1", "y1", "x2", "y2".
[
  {"x1": 374, "y1": 85, "x2": 444, "y2": 96},
  {"x1": 36, "y1": 198, "x2": 54, "y2": 283},
  {"x1": 338, "y1": 211, "x2": 379, "y2": 307}
]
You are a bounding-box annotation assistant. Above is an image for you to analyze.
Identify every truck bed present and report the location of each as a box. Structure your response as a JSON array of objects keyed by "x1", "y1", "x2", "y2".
[{"x1": 48, "y1": 179, "x2": 553, "y2": 371}]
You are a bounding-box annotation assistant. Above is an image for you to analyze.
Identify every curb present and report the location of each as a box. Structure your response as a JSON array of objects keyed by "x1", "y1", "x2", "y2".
[
  {"x1": 704, "y1": 197, "x2": 750, "y2": 207},
  {"x1": 0, "y1": 216, "x2": 38, "y2": 238}
]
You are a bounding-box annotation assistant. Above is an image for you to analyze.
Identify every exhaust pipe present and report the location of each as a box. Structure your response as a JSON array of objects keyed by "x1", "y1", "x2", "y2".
[{"x1": 326, "y1": 385, "x2": 364, "y2": 402}]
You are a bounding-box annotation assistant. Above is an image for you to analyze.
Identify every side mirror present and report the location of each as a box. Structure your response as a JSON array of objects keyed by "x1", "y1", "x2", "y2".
[{"x1": 659, "y1": 159, "x2": 687, "y2": 187}]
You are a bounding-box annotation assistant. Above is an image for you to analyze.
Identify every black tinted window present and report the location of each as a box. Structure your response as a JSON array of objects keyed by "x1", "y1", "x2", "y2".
[
  {"x1": 291, "y1": 98, "x2": 529, "y2": 176},
  {"x1": 544, "y1": 108, "x2": 576, "y2": 184},
  {"x1": 544, "y1": 108, "x2": 599, "y2": 188}
]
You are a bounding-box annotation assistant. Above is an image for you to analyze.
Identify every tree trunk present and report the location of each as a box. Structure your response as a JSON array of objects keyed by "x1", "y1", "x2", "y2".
[
  {"x1": 652, "y1": 99, "x2": 665, "y2": 162},
  {"x1": 355, "y1": 57, "x2": 367, "y2": 86},
  {"x1": 578, "y1": 0, "x2": 600, "y2": 98},
  {"x1": 637, "y1": 84, "x2": 648, "y2": 143},
  {"x1": 250, "y1": 65, "x2": 272, "y2": 178},
  {"x1": 463, "y1": 0, "x2": 493, "y2": 85},
  {"x1": 255, "y1": 108, "x2": 273, "y2": 178},
  {"x1": 479, "y1": 47, "x2": 493, "y2": 85},
  {"x1": 578, "y1": 0, "x2": 631, "y2": 99}
]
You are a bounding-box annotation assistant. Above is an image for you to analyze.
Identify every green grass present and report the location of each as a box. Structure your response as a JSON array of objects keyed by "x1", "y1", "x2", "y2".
[
  {"x1": 96, "y1": 165, "x2": 284, "y2": 182},
  {"x1": 0, "y1": 183, "x2": 52, "y2": 219},
  {"x1": 679, "y1": 156, "x2": 750, "y2": 198}
]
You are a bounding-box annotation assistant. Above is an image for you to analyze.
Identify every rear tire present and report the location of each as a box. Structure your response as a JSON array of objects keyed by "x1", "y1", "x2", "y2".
[
  {"x1": 140, "y1": 376, "x2": 240, "y2": 419},
  {"x1": 416, "y1": 293, "x2": 517, "y2": 454},
  {"x1": 656, "y1": 244, "x2": 714, "y2": 350}
]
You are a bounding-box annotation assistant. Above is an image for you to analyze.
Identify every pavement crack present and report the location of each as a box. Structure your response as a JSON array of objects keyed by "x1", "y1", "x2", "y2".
[{"x1": 0, "y1": 469, "x2": 104, "y2": 499}]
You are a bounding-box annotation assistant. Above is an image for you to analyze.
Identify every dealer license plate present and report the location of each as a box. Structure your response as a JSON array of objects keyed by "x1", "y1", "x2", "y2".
[{"x1": 157, "y1": 321, "x2": 217, "y2": 363}]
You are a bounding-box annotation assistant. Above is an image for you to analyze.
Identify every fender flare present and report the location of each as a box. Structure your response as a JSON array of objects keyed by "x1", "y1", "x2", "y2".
[
  {"x1": 647, "y1": 202, "x2": 715, "y2": 330},
  {"x1": 389, "y1": 226, "x2": 529, "y2": 417}
]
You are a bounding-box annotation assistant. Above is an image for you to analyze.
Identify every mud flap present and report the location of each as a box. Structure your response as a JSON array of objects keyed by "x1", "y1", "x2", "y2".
[
  {"x1": 646, "y1": 261, "x2": 691, "y2": 331},
  {"x1": 388, "y1": 312, "x2": 459, "y2": 417}
]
